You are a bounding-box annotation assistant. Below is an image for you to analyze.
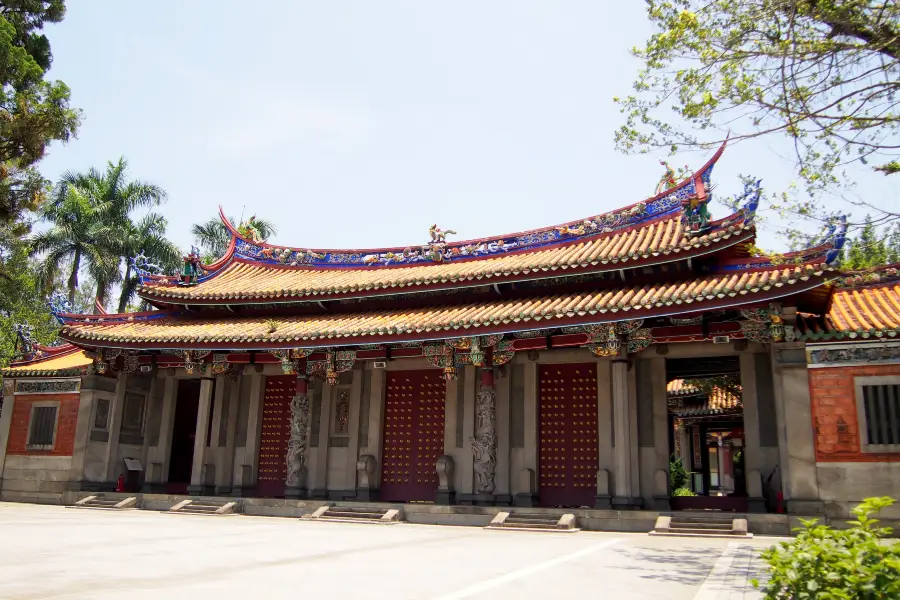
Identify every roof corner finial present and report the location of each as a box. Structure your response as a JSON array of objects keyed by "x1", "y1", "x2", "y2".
[{"x1": 655, "y1": 159, "x2": 678, "y2": 196}]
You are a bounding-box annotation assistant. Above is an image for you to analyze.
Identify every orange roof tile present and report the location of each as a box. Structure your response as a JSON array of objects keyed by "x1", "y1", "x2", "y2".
[
  {"x1": 667, "y1": 379, "x2": 742, "y2": 416},
  {"x1": 139, "y1": 215, "x2": 753, "y2": 304},
  {"x1": 2, "y1": 349, "x2": 92, "y2": 377},
  {"x1": 66, "y1": 264, "x2": 830, "y2": 348},
  {"x1": 828, "y1": 281, "x2": 900, "y2": 338}
]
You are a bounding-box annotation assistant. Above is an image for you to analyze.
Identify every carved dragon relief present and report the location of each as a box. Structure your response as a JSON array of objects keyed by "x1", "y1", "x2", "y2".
[
  {"x1": 285, "y1": 380, "x2": 310, "y2": 488},
  {"x1": 470, "y1": 382, "x2": 498, "y2": 495}
]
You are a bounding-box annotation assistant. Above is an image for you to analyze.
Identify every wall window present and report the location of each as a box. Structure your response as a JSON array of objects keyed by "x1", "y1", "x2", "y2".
[
  {"x1": 855, "y1": 376, "x2": 900, "y2": 452},
  {"x1": 26, "y1": 403, "x2": 59, "y2": 450},
  {"x1": 93, "y1": 398, "x2": 110, "y2": 430}
]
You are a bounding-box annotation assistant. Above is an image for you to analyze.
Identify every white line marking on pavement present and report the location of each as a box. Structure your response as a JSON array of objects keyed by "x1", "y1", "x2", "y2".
[
  {"x1": 430, "y1": 538, "x2": 622, "y2": 600},
  {"x1": 694, "y1": 541, "x2": 747, "y2": 600}
]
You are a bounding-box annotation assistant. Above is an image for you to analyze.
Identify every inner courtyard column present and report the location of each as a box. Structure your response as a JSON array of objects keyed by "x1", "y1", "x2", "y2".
[
  {"x1": 611, "y1": 357, "x2": 636, "y2": 508},
  {"x1": 471, "y1": 365, "x2": 498, "y2": 503},
  {"x1": 187, "y1": 377, "x2": 214, "y2": 495}
]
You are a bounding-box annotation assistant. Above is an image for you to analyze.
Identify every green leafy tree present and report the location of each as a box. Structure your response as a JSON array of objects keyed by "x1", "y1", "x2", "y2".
[
  {"x1": 0, "y1": 235, "x2": 58, "y2": 366},
  {"x1": 192, "y1": 215, "x2": 277, "y2": 263},
  {"x1": 115, "y1": 213, "x2": 180, "y2": 313},
  {"x1": 0, "y1": 0, "x2": 80, "y2": 231},
  {"x1": 31, "y1": 157, "x2": 169, "y2": 306},
  {"x1": 669, "y1": 453, "x2": 689, "y2": 493},
  {"x1": 754, "y1": 497, "x2": 900, "y2": 598},
  {"x1": 30, "y1": 183, "x2": 118, "y2": 304},
  {"x1": 616, "y1": 1, "x2": 900, "y2": 231},
  {"x1": 843, "y1": 216, "x2": 900, "y2": 269}
]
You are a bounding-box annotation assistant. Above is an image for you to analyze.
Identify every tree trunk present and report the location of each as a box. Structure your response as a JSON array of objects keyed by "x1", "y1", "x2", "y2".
[
  {"x1": 67, "y1": 248, "x2": 81, "y2": 304},
  {"x1": 117, "y1": 263, "x2": 132, "y2": 313}
]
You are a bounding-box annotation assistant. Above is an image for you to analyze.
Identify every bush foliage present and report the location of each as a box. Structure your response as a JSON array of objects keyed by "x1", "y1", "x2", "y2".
[{"x1": 753, "y1": 497, "x2": 900, "y2": 599}]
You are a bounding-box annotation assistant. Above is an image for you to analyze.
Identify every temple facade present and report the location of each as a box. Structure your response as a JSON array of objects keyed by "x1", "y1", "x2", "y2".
[{"x1": 1, "y1": 146, "x2": 898, "y2": 526}]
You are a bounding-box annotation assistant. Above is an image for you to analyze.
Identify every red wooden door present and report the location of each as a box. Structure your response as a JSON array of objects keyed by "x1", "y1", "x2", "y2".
[
  {"x1": 256, "y1": 375, "x2": 293, "y2": 497},
  {"x1": 380, "y1": 370, "x2": 446, "y2": 502},
  {"x1": 539, "y1": 363, "x2": 598, "y2": 507}
]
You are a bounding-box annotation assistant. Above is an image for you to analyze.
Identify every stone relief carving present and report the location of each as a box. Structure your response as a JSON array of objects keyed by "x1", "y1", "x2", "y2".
[
  {"x1": 285, "y1": 388, "x2": 310, "y2": 488},
  {"x1": 470, "y1": 386, "x2": 497, "y2": 494}
]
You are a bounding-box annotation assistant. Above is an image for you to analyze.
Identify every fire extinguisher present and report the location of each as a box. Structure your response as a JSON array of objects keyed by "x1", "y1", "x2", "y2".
[
  {"x1": 115, "y1": 474, "x2": 124, "y2": 493},
  {"x1": 777, "y1": 490, "x2": 785, "y2": 514}
]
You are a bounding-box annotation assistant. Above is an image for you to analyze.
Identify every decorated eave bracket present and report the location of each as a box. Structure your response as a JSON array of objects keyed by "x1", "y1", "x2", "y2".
[
  {"x1": 423, "y1": 335, "x2": 516, "y2": 381},
  {"x1": 572, "y1": 320, "x2": 654, "y2": 357},
  {"x1": 272, "y1": 348, "x2": 358, "y2": 386},
  {"x1": 739, "y1": 303, "x2": 795, "y2": 343}
]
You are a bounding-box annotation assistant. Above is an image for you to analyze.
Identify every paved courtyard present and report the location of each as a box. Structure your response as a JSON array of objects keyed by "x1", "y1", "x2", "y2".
[{"x1": 0, "y1": 503, "x2": 774, "y2": 599}]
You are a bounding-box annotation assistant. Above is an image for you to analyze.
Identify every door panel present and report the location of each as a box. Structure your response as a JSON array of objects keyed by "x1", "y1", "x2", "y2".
[
  {"x1": 380, "y1": 370, "x2": 445, "y2": 502},
  {"x1": 538, "y1": 363, "x2": 598, "y2": 507}
]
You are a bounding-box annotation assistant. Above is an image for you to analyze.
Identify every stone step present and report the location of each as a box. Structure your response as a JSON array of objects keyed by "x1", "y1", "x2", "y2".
[
  {"x1": 505, "y1": 516, "x2": 559, "y2": 524},
  {"x1": 669, "y1": 527, "x2": 734, "y2": 535},
  {"x1": 323, "y1": 510, "x2": 386, "y2": 520},
  {"x1": 501, "y1": 522, "x2": 559, "y2": 529},
  {"x1": 670, "y1": 521, "x2": 734, "y2": 529}
]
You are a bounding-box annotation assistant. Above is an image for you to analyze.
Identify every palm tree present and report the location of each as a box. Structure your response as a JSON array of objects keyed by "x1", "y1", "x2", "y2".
[
  {"x1": 30, "y1": 185, "x2": 120, "y2": 304},
  {"x1": 32, "y1": 157, "x2": 170, "y2": 308},
  {"x1": 116, "y1": 213, "x2": 181, "y2": 312},
  {"x1": 192, "y1": 215, "x2": 277, "y2": 262}
]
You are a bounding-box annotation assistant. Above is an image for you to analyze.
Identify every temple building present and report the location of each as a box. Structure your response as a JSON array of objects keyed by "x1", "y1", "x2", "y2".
[{"x1": 1, "y1": 145, "x2": 899, "y2": 529}]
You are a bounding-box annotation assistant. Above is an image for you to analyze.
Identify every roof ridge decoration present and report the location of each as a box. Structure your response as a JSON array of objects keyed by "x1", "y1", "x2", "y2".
[
  {"x1": 218, "y1": 142, "x2": 728, "y2": 269},
  {"x1": 833, "y1": 263, "x2": 900, "y2": 289}
]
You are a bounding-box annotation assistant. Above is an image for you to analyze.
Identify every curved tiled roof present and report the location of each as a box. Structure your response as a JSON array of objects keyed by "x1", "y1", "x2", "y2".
[
  {"x1": 139, "y1": 215, "x2": 754, "y2": 304},
  {"x1": 1, "y1": 348, "x2": 92, "y2": 377},
  {"x1": 667, "y1": 379, "x2": 742, "y2": 416},
  {"x1": 797, "y1": 265, "x2": 900, "y2": 341},
  {"x1": 63, "y1": 264, "x2": 831, "y2": 349}
]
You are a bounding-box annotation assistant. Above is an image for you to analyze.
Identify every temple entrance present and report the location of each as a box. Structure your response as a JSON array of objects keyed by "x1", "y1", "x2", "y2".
[
  {"x1": 167, "y1": 379, "x2": 200, "y2": 494},
  {"x1": 380, "y1": 370, "x2": 446, "y2": 503},
  {"x1": 256, "y1": 375, "x2": 293, "y2": 497},
  {"x1": 538, "y1": 363, "x2": 598, "y2": 508},
  {"x1": 666, "y1": 357, "x2": 748, "y2": 512}
]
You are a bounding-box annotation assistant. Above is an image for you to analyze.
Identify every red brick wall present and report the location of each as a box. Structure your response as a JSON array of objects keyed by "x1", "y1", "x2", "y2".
[
  {"x1": 6, "y1": 394, "x2": 80, "y2": 456},
  {"x1": 810, "y1": 364, "x2": 900, "y2": 462}
]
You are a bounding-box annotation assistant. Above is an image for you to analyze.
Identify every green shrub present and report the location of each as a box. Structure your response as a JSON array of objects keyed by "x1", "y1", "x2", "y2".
[
  {"x1": 672, "y1": 487, "x2": 696, "y2": 497},
  {"x1": 753, "y1": 497, "x2": 900, "y2": 599},
  {"x1": 669, "y1": 454, "x2": 689, "y2": 493}
]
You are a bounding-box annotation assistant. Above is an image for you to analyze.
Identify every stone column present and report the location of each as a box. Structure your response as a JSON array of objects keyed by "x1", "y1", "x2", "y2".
[
  {"x1": 217, "y1": 375, "x2": 240, "y2": 495},
  {"x1": 0, "y1": 382, "x2": 15, "y2": 492},
  {"x1": 153, "y1": 376, "x2": 178, "y2": 490},
  {"x1": 285, "y1": 362, "x2": 310, "y2": 499},
  {"x1": 187, "y1": 377, "x2": 214, "y2": 495},
  {"x1": 233, "y1": 371, "x2": 264, "y2": 496},
  {"x1": 739, "y1": 352, "x2": 766, "y2": 511},
  {"x1": 471, "y1": 366, "x2": 497, "y2": 503},
  {"x1": 611, "y1": 358, "x2": 634, "y2": 508},
  {"x1": 67, "y1": 383, "x2": 94, "y2": 491},
  {"x1": 515, "y1": 361, "x2": 538, "y2": 507},
  {"x1": 310, "y1": 380, "x2": 332, "y2": 499},
  {"x1": 771, "y1": 346, "x2": 822, "y2": 514},
  {"x1": 102, "y1": 374, "x2": 128, "y2": 486},
  {"x1": 594, "y1": 360, "x2": 613, "y2": 508},
  {"x1": 495, "y1": 368, "x2": 511, "y2": 503}
]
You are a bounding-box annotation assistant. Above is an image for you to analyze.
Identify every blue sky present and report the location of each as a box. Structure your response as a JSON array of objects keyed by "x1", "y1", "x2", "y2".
[{"x1": 38, "y1": 1, "x2": 895, "y2": 254}]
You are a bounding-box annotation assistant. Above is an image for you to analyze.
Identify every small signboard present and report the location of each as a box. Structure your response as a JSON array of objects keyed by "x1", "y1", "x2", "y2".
[{"x1": 123, "y1": 458, "x2": 143, "y2": 472}]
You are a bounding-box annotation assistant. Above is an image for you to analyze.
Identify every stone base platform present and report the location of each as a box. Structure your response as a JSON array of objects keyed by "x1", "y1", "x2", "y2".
[{"x1": 27, "y1": 491, "x2": 798, "y2": 536}]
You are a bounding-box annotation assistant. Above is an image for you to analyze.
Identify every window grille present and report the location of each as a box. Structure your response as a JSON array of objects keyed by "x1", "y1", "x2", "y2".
[
  {"x1": 27, "y1": 406, "x2": 57, "y2": 449},
  {"x1": 862, "y1": 384, "x2": 900, "y2": 446}
]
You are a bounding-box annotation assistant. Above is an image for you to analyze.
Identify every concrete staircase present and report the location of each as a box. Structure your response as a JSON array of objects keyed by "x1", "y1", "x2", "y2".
[
  {"x1": 167, "y1": 498, "x2": 239, "y2": 516},
  {"x1": 650, "y1": 514, "x2": 752, "y2": 538},
  {"x1": 302, "y1": 504, "x2": 403, "y2": 524},
  {"x1": 485, "y1": 511, "x2": 580, "y2": 533},
  {"x1": 70, "y1": 494, "x2": 138, "y2": 510}
]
